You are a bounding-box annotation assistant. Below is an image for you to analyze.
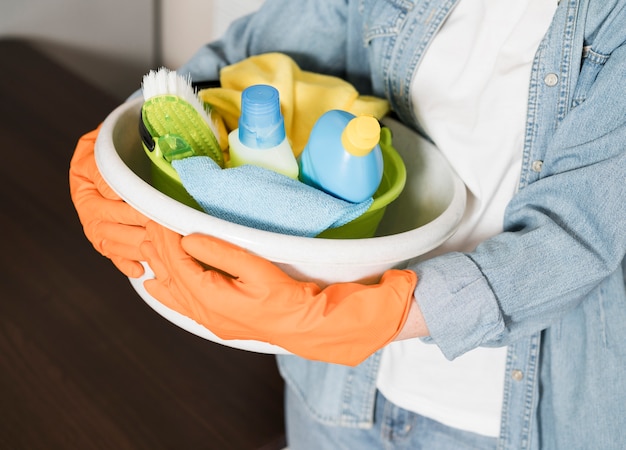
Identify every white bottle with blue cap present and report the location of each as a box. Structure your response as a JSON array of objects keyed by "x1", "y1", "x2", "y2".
[{"x1": 227, "y1": 84, "x2": 299, "y2": 179}]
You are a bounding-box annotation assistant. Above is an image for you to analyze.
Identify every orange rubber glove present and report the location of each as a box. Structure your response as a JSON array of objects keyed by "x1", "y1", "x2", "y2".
[
  {"x1": 140, "y1": 222, "x2": 418, "y2": 366},
  {"x1": 69, "y1": 127, "x2": 150, "y2": 278}
]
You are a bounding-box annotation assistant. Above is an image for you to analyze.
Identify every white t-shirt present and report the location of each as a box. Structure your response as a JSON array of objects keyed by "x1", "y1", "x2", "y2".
[{"x1": 377, "y1": 0, "x2": 557, "y2": 437}]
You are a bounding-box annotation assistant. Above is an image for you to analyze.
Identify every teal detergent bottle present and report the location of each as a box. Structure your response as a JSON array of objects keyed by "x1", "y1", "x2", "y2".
[
  {"x1": 228, "y1": 84, "x2": 299, "y2": 179},
  {"x1": 299, "y1": 110, "x2": 384, "y2": 203}
]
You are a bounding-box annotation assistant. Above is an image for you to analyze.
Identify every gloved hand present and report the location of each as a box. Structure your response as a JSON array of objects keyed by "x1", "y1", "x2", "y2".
[
  {"x1": 140, "y1": 222, "x2": 418, "y2": 366},
  {"x1": 69, "y1": 127, "x2": 150, "y2": 278}
]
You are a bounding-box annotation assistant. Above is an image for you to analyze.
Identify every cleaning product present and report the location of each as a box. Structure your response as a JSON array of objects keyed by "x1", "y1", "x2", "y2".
[
  {"x1": 140, "y1": 68, "x2": 224, "y2": 167},
  {"x1": 299, "y1": 110, "x2": 384, "y2": 203},
  {"x1": 227, "y1": 84, "x2": 299, "y2": 179}
]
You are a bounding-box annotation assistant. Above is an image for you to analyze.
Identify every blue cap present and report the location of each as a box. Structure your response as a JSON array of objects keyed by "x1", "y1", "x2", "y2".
[{"x1": 238, "y1": 85, "x2": 286, "y2": 149}]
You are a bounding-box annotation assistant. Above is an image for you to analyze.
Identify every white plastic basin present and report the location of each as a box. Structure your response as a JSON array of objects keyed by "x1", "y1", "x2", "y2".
[{"x1": 95, "y1": 98, "x2": 466, "y2": 354}]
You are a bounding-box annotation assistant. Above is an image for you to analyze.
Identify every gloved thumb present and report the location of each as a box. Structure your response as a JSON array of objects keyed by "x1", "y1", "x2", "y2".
[{"x1": 181, "y1": 234, "x2": 291, "y2": 284}]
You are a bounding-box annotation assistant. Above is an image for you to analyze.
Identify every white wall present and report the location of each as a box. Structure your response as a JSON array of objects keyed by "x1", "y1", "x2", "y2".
[
  {"x1": 0, "y1": 0, "x2": 155, "y2": 99},
  {"x1": 0, "y1": 0, "x2": 264, "y2": 100},
  {"x1": 160, "y1": 0, "x2": 264, "y2": 69}
]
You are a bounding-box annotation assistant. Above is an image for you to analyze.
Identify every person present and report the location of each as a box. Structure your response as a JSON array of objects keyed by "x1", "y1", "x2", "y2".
[{"x1": 69, "y1": 0, "x2": 626, "y2": 448}]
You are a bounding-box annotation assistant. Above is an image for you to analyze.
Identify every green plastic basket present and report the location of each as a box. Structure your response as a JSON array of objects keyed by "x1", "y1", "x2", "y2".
[{"x1": 143, "y1": 126, "x2": 406, "y2": 239}]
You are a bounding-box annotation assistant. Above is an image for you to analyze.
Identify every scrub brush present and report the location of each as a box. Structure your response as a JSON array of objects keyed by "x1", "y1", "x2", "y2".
[{"x1": 139, "y1": 68, "x2": 224, "y2": 167}]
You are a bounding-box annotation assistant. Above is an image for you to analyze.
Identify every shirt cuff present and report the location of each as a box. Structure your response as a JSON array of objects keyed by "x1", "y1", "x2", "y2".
[{"x1": 410, "y1": 252, "x2": 506, "y2": 359}]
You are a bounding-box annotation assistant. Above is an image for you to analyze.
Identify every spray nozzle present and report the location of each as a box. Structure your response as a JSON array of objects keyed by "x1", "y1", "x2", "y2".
[{"x1": 238, "y1": 84, "x2": 286, "y2": 149}]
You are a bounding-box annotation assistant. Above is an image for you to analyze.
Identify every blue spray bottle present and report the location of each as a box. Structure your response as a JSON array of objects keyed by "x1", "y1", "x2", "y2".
[
  {"x1": 228, "y1": 84, "x2": 299, "y2": 179},
  {"x1": 299, "y1": 110, "x2": 384, "y2": 203}
]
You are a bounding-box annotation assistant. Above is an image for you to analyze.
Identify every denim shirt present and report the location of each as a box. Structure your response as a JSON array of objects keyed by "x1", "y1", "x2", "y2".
[{"x1": 180, "y1": 1, "x2": 626, "y2": 448}]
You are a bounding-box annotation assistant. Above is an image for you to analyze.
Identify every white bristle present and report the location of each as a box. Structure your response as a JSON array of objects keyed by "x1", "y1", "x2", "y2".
[{"x1": 141, "y1": 67, "x2": 219, "y2": 137}]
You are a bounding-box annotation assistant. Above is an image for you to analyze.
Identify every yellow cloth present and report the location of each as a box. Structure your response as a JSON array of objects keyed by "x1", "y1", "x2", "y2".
[{"x1": 198, "y1": 53, "x2": 390, "y2": 157}]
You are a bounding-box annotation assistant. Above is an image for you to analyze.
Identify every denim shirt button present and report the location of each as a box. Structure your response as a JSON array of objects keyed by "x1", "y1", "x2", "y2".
[
  {"x1": 544, "y1": 73, "x2": 559, "y2": 86},
  {"x1": 512, "y1": 369, "x2": 524, "y2": 381},
  {"x1": 531, "y1": 160, "x2": 544, "y2": 172}
]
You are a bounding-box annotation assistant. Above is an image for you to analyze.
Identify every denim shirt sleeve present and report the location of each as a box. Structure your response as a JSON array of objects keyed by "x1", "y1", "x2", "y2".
[
  {"x1": 176, "y1": 0, "x2": 353, "y2": 83},
  {"x1": 413, "y1": 37, "x2": 626, "y2": 360}
]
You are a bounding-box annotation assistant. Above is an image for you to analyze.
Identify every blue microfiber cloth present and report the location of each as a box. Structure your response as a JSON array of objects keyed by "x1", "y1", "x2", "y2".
[{"x1": 172, "y1": 157, "x2": 373, "y2": 237}]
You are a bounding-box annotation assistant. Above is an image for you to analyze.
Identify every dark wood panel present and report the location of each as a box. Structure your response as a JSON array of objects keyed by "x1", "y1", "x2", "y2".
[{"x1": 0, "y1": 39, "x2": 285, "y2": 450}]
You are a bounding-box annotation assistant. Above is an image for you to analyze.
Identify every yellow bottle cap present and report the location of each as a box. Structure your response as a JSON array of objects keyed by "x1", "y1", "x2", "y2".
[{"x1": 341, "y1": 115, "x2": 381, "y2": 157}]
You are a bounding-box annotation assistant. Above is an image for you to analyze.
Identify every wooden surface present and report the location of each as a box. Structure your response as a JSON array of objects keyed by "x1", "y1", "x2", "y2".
[{"x1": 0, "y1": 39, "x2": 285, "y2": 450}]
